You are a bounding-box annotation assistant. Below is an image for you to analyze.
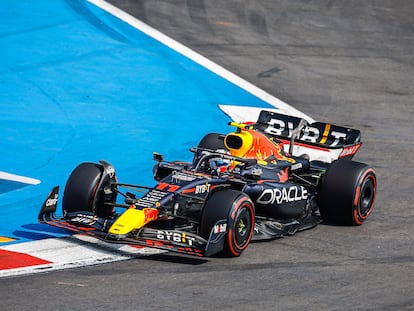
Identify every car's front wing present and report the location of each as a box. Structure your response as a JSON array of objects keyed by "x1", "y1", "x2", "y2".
[{"x1": 38, "y1": 187, "x2": 225, "y2": 258}]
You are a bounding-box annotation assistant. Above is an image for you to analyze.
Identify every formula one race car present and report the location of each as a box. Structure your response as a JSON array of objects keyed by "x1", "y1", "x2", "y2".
[{"x1": 39, "y1": 110, "x2": 377, "y2": 257}]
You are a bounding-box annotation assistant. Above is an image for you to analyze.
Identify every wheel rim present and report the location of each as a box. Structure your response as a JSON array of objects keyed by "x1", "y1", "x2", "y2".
[
  {"x1": 353, "y1": 171, "x2": 377, "y2": 226},
  {"x1": 234, "y1": 207, "x2": 252, "y2": 247},
  {"x1": 359, "y1": 177, "x2": 375, "y2": 217}
]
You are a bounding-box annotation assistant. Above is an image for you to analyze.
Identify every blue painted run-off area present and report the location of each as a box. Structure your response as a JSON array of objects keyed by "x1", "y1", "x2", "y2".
[{"x1": 0, "y1": 0, "x2": 274, "y2": 244}]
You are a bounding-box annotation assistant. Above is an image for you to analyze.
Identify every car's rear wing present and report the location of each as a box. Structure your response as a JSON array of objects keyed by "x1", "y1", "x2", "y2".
[{"x1": 255, "y1": 110, "x2": 362, "y2": 162}]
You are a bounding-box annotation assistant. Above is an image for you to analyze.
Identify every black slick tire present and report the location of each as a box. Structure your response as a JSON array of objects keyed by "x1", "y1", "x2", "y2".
[
  {"x1": 318, "y1": 159, "x2": 377, "y2": 225},
  {"x1": 62, "y1": 162, "x2": 115, "y2": 218},
  {"x1": 197, "y1": 133, "x2": 226, "y2": 150},
  {"x1": 199, "y1": 189, "x2": 255, "y2": 257}
]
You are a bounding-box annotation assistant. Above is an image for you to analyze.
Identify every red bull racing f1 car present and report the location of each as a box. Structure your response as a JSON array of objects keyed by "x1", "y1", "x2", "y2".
[{"x1": 39, "y1": 110, "x2": 377, "y2": 257}]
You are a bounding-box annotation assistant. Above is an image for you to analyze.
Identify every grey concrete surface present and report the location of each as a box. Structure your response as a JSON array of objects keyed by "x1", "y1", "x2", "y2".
[{"x1": 2, "y1": 1, "x2": 413, "y2": 310}]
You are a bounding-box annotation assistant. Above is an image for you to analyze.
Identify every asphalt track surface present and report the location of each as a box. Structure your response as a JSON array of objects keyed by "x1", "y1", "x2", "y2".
[{"x1": 2, "y1": 1, "x2": 413, "y2": 310}]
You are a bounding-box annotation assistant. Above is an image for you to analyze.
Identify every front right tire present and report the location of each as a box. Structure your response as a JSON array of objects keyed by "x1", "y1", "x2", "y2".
[{"x1": 199, "y1": 189, "x2": 255, "y2": 257}]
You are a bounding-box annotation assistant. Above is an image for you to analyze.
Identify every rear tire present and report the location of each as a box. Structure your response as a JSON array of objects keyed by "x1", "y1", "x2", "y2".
[
  {"x1": 199, "y1": 189, "x2": 255, "y2": 257},
  {"x1": 318, "y1": 159, "x2": 377, "y2": 225},
  {"x1": 197, "y1": 133, "x2": 226, "y2": 150},
  {"x1": 63, "y1": 162, "x2": 116, "y2": 218}
]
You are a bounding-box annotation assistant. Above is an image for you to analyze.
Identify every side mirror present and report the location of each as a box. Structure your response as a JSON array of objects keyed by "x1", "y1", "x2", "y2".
[{"x1": 153, "y1": 152, "x2": 164, "y2": 162}]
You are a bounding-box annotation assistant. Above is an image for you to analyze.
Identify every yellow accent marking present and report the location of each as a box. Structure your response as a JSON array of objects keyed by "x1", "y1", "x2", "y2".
[
  {"x1": 0, "y1": 236, "x2": 17, "y2": 243},
  {"x1": 225, "y1": 131, "x2": 253, "y2": 157},
  {"x1": 229, "y1": 122, "x2": 246, "y2": 129},
  {"x1": 109, "y1": 208, "x2": 146, "y2": 235},
  {"x1": 320, "y1": 124, "x2": 331, "y2": 144}
]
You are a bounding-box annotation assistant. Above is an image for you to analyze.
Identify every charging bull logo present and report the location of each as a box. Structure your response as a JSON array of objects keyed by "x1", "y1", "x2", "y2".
[{"x1": 144, "y1": 208, "x2": 159, "y2": 223}]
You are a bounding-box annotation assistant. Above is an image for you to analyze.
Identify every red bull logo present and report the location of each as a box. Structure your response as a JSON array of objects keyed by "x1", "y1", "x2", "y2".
[{"x1": 144, "y1": 208, "x2": 159, "y2": 223}]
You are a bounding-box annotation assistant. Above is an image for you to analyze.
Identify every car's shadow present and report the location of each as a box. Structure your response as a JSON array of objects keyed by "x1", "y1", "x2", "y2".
[{"x1": 137, "y1": 252, "x2": 209, "y2": 265}]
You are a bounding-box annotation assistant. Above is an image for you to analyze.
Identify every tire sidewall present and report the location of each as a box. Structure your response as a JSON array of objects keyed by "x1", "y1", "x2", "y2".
[
  {"x1": 62, "y1": 162, "x2": 117, "y2": 218},
  {"x1": 63, "y1": 162, "x2": 103, "y2": 214},
  {"x1": 352, "y1": 168, "x2": 377, "y2": 225},
  {"x1": 226, "y1": 195, "x2": 255, "y2": 256},
  {"x1": 199, "y1": 189, "x2": 255, "y2": 257},
  {"x1": 318, "y1": 159, "x2": 377, "y2": 225}
]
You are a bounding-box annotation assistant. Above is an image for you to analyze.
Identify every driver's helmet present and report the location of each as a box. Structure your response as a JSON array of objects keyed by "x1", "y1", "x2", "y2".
[{"x1": 208, "y1": 149, "x2": 231, "y2": 176}]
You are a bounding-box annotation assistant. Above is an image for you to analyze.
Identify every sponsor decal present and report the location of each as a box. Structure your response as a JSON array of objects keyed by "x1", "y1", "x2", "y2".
[
  {"x1": 156, "y1": 182, "x2": 180, "y2": 192},
  {"x1": 290, "y1": 163, "x2": 303, "y2": 171},
  {"x1": 214, "y1": 223, "x2": 227, "y2": 234},
  {"x1": 172, "y1": 171, "x2": 197, "y2": 182},
  {"x1": 70, "y1": 214, "x2": 97, "y2": 226},
  {"x1": 251, "y1": 168, "x2": 263, "y2": 176},
  {"x1": 195, "y1": 183, "x2": 211, "y2": 194},
  {"x1": 205, "y1": 220, "x2": 228, "y2": 248},
  {"x1": 45, "y1": 193, "x2": 58, "y2": 207},
  {"x1": 137, "y1": 189, "x2": 168, "y2": 208},
  {"x1": 339, "y1": 144, "x2": 361, "y2": 158},
  {"x1": 156, "y1": 230, "x2": 196, "y2": 246},
  {"x1": 106, "y1": 165, "x2": 115, "y2": 178},
  {"x1": 257, "y1": 185, "x2": 308, "y2": 205},
  {"x1": 264, "y1": 118, "x2": 347, "y2": 147}
]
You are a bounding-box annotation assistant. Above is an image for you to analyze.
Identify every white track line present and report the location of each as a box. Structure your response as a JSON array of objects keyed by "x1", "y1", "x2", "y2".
[
  {"x1": 88, "y1": 0, "x2": 311, "y2": 121},
  {"x1": 0, "y1": 171, "x2": 40, "y2": 185}
]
